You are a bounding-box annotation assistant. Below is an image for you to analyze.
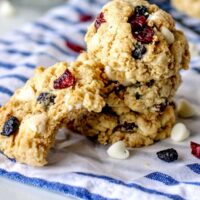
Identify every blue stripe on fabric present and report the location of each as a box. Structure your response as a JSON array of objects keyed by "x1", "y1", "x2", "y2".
[
  {"x1": 53, "y1": 16, "x2": 74, "y2": 24},
  {"x1": 0, "y1": 61, "x2": 35, "y2": 69},
  {"x1": 0, "y1": 74, "x2": 28, "y2": 83},
  {"x1": 187, "y1": 163, "x2": 200, "y2": 174},
  {"x1": 192, "y1": 67, "x2": 200, "y2": 74},
  {"x1": 0, "y1": 39, "x2": 13, "y2": 45},
  {"x1": 5, "y1": 49, "x2": 32, "y2": 56},
  {"x1": 0, "y1": 61, "x2": 16, "y2": 69},
  {"x1": 75, "y1": 172, "x2": 185, "y2": 200},
  {"x1": 0, "y1": 86, "x2": 13, "y2": 96},
  {"x1": 2, "y1": 49, "x2": 58, "y2": 61},
  {"x1": 23, "y1": 63, "x2": 36, "y2": 69},
  {"x1": 15, "y1": 31, "x2": 71, "y2": 56},
  {"x1": 0, "y1": 169, "x2": 117, "y2": 200},
  {"x1": 33, "y1": 22, "x2": 69, "y2": 41},
  {"x1": 146, "y1": 172, "x2": 179, "y2": 186},
  {"x1": 146, "y1": 172, "x2": 200, "y2": 186},
  {"x1": 33, "y1": 22, "x2": 82, "y2": 44}
]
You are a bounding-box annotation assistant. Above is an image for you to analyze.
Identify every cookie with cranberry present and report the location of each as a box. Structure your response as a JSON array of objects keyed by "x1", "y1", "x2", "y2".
[
  {"x1": 0, "y1": 57, "x2": 106, "y2": 166},
  {"x1": 85, "y1": 0, "x2": 190, "y2": 84}
]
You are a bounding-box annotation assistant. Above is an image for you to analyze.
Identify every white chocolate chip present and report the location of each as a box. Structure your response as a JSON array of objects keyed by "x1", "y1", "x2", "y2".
[
  {"x1": 177, "y1": 99, "x2": 196, "y2": 118},
  {"x1": 107, "y1": 141, "x2": 130, "y2": 160},
  {"x1": 16, "y1": 85, "x2": 35, "y2": 101},
  {"x1": 105, "y1": 66, "x2": 114, "y2": 80},
  {"x1": 148, "y1": 11, "x2": 160, "y2": 22},
  {"x1": 161, "y1": 26, "x2": 174, "y2": 44},
  {"x1": 0, "y1": 1, "x2": 16, "y2": 17},
  {"x1": 189, "y1": 42, "x2": 199, "y2": 57},
  {"x1": 88, "y1": 34, "x2": 100, "y2": 50},
  {"x1": 25, "y1": 113, "x2": 47, "y2": 133},
  {"x1": 75, "y1": 103, "x2": 82, "y2": 110},
  {"x1": 171, "y1": 123, "x2": 190, "y2": 142}
]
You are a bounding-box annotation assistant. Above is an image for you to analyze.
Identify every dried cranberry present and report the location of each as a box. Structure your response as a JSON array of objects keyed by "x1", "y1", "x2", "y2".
[
  {"x1": 1, "y1": 116, "x2": 20, "y2": 137},
  {"x1": 79, "y1": 14, "x2": 93, "y2": 22},
  {"x1": 54, "y1": 69, "x2": 75, "y2": 89},
  {"x1": 133, "y1": 26, "x2": 154, "y2": 44},
  {"x1": 157, "y1": 148, "x2": 178, "y2": 162},
  {"x1": 130, "y1": 15, "x2": 147, "y2": 32},
  {"x1": 129, "y1": 15, "x2": 154, "y2": 44},
  {"x1": 95, "y1": 12, "x2": 106, "y2": 31},
  {"x1": 132, "y1": 43, "x2": 146, "y2": 59},
  {"x1": 65, "y1": 41, "x2": 85, "y2": 53},
  {"x1": 135, "y1": 6, "x2": 149, "y2": 18},
  {"x1": 191, "y1": 142, "x2": 200, "y2": 159},
  {"x1": 37, "y1": 92, "x2": 56, "y2": 108}
]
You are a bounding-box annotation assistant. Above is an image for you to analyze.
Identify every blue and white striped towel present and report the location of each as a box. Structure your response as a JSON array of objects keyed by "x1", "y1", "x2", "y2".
[{"x1": 0, "y1": 0, "x2": 200, "y2": 199}]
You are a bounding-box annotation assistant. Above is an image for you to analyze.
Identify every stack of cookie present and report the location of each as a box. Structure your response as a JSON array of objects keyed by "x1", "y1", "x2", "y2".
[
  {"x1": 0, "y1": 0, "x2": 190, "y2": 166},
  {"x1": 68, "y1": 0, "x2": 190, "y2": 147}
]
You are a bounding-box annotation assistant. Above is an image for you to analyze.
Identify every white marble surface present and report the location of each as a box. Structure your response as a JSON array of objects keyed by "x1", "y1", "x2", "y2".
[{"x1": 0, "y1": 2, "x2": 74, "y2": 200}]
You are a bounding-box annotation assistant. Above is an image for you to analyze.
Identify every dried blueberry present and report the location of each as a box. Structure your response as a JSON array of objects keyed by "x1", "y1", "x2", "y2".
[
  {"x1": 1, "y1": 116, "x2": 20, "y2": 137},
  {"x1": 54, "y1": 69, "x2": 75, "y2": 89},
  {"x1": 135, "y1": 92, "x2": 141, "y2": 100},
  {"x1": 135, "y1": 6, "x2": 149, "y2": 18},
  {"x1": 132, "y1": 43, "x2": 146, "y2": 59},
  {"x1": 37, "y1": 92, "x2": 56, "y2": 108},
  {"x1": 157, "y1": 148, "x2": 178, "y2": 162},
  {"x1": 116, "y1": 122, "x2": 138, "y2": 133},
  {"x1": 146, "y1": 79, "x2": 155, "y2": 87},
  {"x1": 102, "y1": 105, "x2": 115, "y2": 115}
]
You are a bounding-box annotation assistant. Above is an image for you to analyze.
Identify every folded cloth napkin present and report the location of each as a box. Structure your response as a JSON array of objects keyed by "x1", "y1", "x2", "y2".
[{"x1": 0, "y1": 0, "x2": 200, "y2": 199}]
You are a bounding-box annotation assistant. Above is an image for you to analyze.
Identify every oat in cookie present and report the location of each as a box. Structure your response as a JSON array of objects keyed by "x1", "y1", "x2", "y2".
[
  {"x1": 85, "y1": 0, "x2": 190, "y2": 84},
  {"x1": 172, "y1": 0, "x2": 200, "y2": 19},
  {"x1": 67, "y1": 105, "x2": 176, "y2": 148},
  {"x1": 0, "y1": 58, "x2": 106, "y2": 166}
]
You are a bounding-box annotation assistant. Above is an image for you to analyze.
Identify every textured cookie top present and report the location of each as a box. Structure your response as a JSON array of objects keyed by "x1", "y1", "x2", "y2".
[{"x1": 85, "y1": 0, "x2": 190, "y2": 85}]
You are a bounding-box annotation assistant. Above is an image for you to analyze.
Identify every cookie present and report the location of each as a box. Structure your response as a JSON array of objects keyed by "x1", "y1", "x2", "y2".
[
  {"x1": 67, "y1": 105, "x2": 175, "y2": 147},
  {"x1": 85, "y1": 0, "x2": 190, "y2": 85},
  {"x1": 0, "y1": 59, "x2": 106, "y2": 166},
  {"x1": 172, "y1": 0, "x2": 200, "y2": 18},
  {"x1": 102, "y1": 73, "x2": 181, "y2": 114}
]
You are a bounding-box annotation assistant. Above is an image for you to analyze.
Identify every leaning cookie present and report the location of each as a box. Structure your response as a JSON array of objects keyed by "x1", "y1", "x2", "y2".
[
  {"x1": 0, "y1": 59, "x2": 106, "y2": 166},
  {"x1": 85, "y1": 0, "x2": 190, "y2": 85},
  {"x1": 67, "y1": 105, "x2": 175, "y2": 148},
  {"x1": 172, "y1": 0, "x2": 200, "y2": 19}
]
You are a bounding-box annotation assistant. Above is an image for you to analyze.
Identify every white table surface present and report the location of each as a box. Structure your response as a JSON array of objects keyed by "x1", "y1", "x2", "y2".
[{"x1": 0, "y1": 2, "x2": 74, "y2": 200}]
